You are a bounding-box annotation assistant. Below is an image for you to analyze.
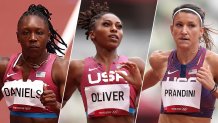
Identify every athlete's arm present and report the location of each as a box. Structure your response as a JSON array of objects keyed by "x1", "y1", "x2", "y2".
[
  {"x1": 142, "y1": 51, "x2": 169, "y2": 90},
  {"x1": 0, "y1": 57, "x2": 9, "y2": 100},
  {"x1": 62, "y1": 60, "x2": 84, "y2": 107},
  {"x1": 128, "y1": 57, "x2": 145, "y2": 91},
  {"x1": 116, "y1": 57, "x2": 144, "y2": 93},
  {"x1": 197, "y1": 51, "x2": 218, "y2": 98},
  {"x1": 41, "y1": 57, "x2": 69, "y2": 114}
]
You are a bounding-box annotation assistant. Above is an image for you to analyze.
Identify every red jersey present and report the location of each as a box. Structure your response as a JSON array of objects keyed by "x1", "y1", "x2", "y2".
[
  {"x1": 79, "y1": 56, "x2": 137, "y2": 118},
  {"x1": 1, "y1": 53, "x2": 60, "y2": 118}
]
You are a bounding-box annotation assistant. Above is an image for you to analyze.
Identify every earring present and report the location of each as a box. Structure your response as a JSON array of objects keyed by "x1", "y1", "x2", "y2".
[{"x1": 199, "y1": 36, "x2": 203, "y2": 43}]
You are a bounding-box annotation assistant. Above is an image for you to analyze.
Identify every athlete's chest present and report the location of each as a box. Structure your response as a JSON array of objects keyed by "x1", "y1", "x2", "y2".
[
  {"x1": 163, "y1": 66, "x2": 199, "y2": 82},
  {"x1": 84, "y1": 63, "x2": 128, "y2": 85},
  {"x1": 87, "y1": 70, "x2": 128, "y2": 85},
  {"x1": 5, "y1": 69, "x2": 47, "y2": 82}
]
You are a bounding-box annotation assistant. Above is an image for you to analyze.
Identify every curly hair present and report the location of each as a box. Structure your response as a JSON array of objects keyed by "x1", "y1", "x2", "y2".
[
  {"x1": 78, "y1": 0, "x2": 110, "y2": 40},
  {"x1": 17, "y1": 4, "x2": 67, "y2": 55}
]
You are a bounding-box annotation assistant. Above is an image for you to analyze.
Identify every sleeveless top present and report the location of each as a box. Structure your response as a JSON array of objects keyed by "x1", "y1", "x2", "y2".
[
  {"x1": 79, "y1": 56, "x2": 137, "y2": 118},
  {"x1": 161, "y1": 47, "x2": 216, "y2": 118},
  {"x1": 1, "y1": 53, "x2": 60, "y2": 118}
]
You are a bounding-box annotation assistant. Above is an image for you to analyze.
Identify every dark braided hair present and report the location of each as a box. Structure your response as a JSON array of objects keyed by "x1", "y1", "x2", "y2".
[
  {"x1": 78, "y1": 0, "x2": 110, "y2": 40},
  {"x1": 17, "y1": 4, "x2": 67, "y2": 55},
  {"x1": 172, "y1": 4, "x2": 217, "y2": 50}
]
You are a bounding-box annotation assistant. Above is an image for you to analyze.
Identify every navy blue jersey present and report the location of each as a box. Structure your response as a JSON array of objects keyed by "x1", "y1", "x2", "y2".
[{"x1": 161, "y1": 47, "x2": 216, "y2": 118}]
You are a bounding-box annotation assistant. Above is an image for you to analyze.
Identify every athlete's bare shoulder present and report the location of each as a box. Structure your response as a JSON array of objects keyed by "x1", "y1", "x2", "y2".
[
  {"x1": 205, "y1": 50, "x2": 218, "y2": 79},
  {"x1": 54, "y1": 57, "x2": 69, "y2": 71},
  {"x1": 204, "y1": 50, "x2": 218, "y2": 67},
  {"x1": 54, "y1": 56, "x2": 69, "y2": 64},
  {"x1": 69, "y1": 59, "x2": 85, "y2": 71},
  {"x1": 128, "y1": 57, "x2": 144, "y2": 63},
  {"x1": 128, "y1": 57, "x2": 145, "y2": 68},
  {"x1": 128, "y1": 57, "x2": 145, "y2": 76},
  {"x1": 68, "y1": 59, "x2": 85, "y2": 83},
  {"x1": 205, "y1": 50, "x2": 218, "y2": 62},
  {"x1": 149, "y1": 50, "x2": 171, "y2": 69},
  {"x1": 49, "y1": 56, "x2": 69, "y2": 87}
]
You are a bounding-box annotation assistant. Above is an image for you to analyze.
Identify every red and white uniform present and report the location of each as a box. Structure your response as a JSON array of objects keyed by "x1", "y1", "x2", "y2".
[
  {"x1": 79, "y1": 56, "x2": 137, "y2": 118},
  {"x1": 1, "y1": 53, "x2": 60, "y2": 118}
]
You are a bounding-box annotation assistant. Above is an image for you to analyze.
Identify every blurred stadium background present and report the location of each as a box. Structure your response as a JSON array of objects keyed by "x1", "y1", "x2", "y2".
[
  {"x1": 136, "y1": 0, "x2": 218, "y2": 123},
  {"x1": 2, "y1": 0, "x2": 217, "y2": 123},
  {"x1": 59, "y1": 0, "x2": 157, "y2": 123}
]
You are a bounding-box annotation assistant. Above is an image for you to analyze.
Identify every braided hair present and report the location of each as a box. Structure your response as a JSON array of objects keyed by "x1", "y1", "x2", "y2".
[
  {"x1": 17, "y1": 4, "x2": 67, "y2": 55},
  {"x1": 173, "y1": 4, "x2": 216, "y2": 50},
  {"x1": 78, "y1": 0, "x2": 110, "y2": 40}
]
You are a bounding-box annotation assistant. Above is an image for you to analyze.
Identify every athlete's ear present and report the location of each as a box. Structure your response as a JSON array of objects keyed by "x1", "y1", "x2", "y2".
[
  {"x1": 170, "y1": 24, "x2": 173, "y2": 35},
  {"x1": 47, "y1": 32, "x2": 51, "y2": 44},
  {"x1": 48, "y1": 32, "x2": 51, "y2": 39},
  {"x1": 89, "y1": 31, "x2": 95, "y2": 41},
  {"x1": 200, "y1": 27, "x2": 204, "y2": 37},
  {"x1": 16, "y1": 32, "x2": 21, "y2": 43}
]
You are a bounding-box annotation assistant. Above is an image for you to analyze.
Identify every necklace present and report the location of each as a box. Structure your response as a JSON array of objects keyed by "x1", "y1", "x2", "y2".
[{"x1": 21, "y1": 54, "x2": 49, "y2": 69}]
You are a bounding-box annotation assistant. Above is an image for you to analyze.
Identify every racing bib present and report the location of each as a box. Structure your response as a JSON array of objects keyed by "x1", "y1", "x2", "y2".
[
  {"x1": 161, "y1": 77, "x2": 202, "y2": 113},
  {"x1": 85, "y1": 84, "x2": 130, "y2": 116},
  {"x1": 2, "y1": 79, "x2": 45, "y2": 111}
]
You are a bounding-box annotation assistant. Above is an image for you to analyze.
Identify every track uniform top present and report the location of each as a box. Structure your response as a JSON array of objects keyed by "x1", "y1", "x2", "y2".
[
  {"x1": 80, "y1": 56, "x2": 137, "y2": 118},
  {"x1": 161, "y1": 47, "x2": 216, "y2": 118},
  {"x1": 2, "y1": 53, "x2": 60, "y2": 118}
]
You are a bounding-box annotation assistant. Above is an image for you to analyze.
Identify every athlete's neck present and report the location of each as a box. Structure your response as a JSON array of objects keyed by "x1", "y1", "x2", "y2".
[
  {"x1": 176, "y1": 46, "x2": 200, "y2": 64},
  {"x1": 21, "y1": 52, "x2": 49, "y2": 67},
  {"x1": 94, "y1": 50, "x2": 119, "y2": 71}
]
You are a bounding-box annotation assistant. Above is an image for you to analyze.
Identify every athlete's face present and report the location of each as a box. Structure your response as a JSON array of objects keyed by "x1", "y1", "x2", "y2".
[
  {"x1": 17, "y1": 15, "x2": 50, "y2": 57},
  {"x1": 90, "y1": 13, "x2": 123, "y2": 50},
  {"x1": 170, "y1": 12, "x2": 204, "y2": 49}
]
